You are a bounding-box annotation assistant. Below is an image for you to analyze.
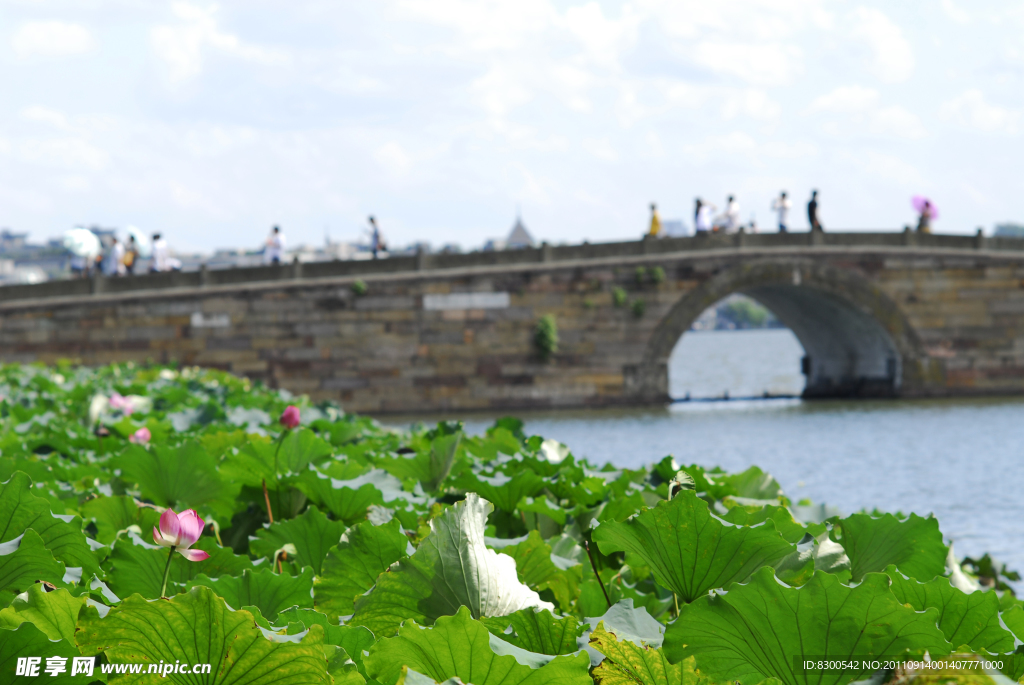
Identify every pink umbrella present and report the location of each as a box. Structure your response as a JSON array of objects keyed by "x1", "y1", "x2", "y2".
[{"x1": 912, "y1": 195, "x2": 939, "y2": 219}]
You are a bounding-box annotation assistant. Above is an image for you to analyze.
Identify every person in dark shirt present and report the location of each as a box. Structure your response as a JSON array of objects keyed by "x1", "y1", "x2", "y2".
[{"x1": 807, "y1": 190, "x2": 822, "y2": 232}]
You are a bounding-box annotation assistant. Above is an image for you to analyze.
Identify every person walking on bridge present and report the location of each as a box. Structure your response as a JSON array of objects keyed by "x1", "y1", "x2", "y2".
[
  {"x1": 150, "y1": 233, "x2": 168, "y2": 272},
  {"x1": 695, "y1": 198, "x2": 715, "y2": 233},
  {"x1": 772, "y1": 191, "x2": 791, "y2": 233},
  {"x1": 807, "y1": 190, "x2": 823, "y2": 232},
  {"x1": 647, "y1": 203, "x2": 662, "y2": 237},
  {"x1": 368, "y1": 216, "x2": 386, "y2": 259},
  {"x1": 264, "y1": 225, "x2": 286, "y2": 265},
  {"x1": 719, "y1": 195, "x2": 741, "y2": 233}
]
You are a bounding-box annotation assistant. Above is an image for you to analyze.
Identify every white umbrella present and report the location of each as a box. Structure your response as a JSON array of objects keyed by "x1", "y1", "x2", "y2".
[
  {"x1": 125, "y1": 225, "x2": 152, "y2": 258},
  {"x1": 62, "y1": 228, "x2": 102, "y2": 259}
]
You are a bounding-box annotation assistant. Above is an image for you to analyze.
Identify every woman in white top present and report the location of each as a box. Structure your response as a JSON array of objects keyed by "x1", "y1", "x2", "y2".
[
  {"x1": 150, "y1": 233, "x2": 169, "y2": 272},
  {"x1": 695, "y1": 200, "x2": 716, "y2": 233},
  {"x1": 771, "y1": 191, "x2": 791, "y2": 233},
  {"x1": 265, "y1": 226, "x2": 286, "y2": 265}
]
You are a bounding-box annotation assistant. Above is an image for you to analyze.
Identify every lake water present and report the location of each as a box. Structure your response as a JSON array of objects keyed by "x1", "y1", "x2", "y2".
[{"x1": 392, "y1": 329, "x2": 1024, "y2": 577}]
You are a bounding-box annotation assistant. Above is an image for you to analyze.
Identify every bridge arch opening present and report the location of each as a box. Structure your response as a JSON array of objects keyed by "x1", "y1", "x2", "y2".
[
  {"x1": 669, "y1": 294, "x2": 804, "y2": 400},
  {"x1": 668, "y1": 289, "x2": 902, "y2": 400},
  {"x1": 635, "y1": 260, "x2": 919, "y2": 402}
]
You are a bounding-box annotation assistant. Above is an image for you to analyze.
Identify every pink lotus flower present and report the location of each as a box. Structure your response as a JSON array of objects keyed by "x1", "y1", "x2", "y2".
[
  {"x1": 129, "y1": 427, "x2": 151, "y2": 444},
  {"x1": 109, "y1": 393, "x2": 134, "y2": 415},
  {"x1": 280, "y1": 405, "x2": 301, "y2": 429},
  {"x1": 152, "y1": 508, "x2": 210, "y2": 561}
]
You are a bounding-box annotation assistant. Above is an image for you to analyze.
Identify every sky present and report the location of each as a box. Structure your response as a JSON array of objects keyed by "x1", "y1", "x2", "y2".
[{"x1": 1, "y1": 0, "x2": 1023, "y2": 253}]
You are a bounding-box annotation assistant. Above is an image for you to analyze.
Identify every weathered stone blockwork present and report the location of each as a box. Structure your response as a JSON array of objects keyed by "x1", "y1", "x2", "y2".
[{"x1": 1, "y1": 233, "x2": 1024, "y2": 412}]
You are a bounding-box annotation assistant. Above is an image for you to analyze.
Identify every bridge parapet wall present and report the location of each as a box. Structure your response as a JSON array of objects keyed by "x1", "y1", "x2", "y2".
[{"x1": 0, "y1": 234, "x2": 1022, "y2": 412}]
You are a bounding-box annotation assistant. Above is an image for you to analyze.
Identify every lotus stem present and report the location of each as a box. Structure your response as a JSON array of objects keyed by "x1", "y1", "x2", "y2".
[
  {"x1": 264, "y1": 429, "x2": 288, "y2": 524},
  {"x1": 262, "y1": 479, "x2": 274, "y2": 524},
  {"x1": 585, "y1": 540, "x2": 612, "y2": 610},
  {"x1": 160, "y1": 546, "x2": 175, "y2": 598}
]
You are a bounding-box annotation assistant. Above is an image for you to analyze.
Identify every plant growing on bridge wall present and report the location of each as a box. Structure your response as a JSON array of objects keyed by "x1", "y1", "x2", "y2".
[
  {"x1": 612, "y1": 286, "x2": 627, "y2": 307},
  {"x1": 631, "y1": 299, "x2": 646, "y2": 318},
  {"x1": 635, "y1": 266, "x2": 647, "y2": 284},
  {"x1": 651, "y1": 266, "x2": 666, "y2": 284},
  {"x1": 534, "y1": 314, "x2": 559, "y2": 361},
  {"x1": 351, "y1": 279, "x2": 367, "y2": 296}
]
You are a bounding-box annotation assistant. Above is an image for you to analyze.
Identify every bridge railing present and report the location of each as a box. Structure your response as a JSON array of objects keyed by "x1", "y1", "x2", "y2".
[{"x1": 1, "y1": 230, "x2": 1022, "y2": 304}]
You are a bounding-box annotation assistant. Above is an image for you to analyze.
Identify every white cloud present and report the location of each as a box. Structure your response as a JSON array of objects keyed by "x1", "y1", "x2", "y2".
[
  {"x1": 940, "y1": 0, "x2": 970, "y2": 24},
  {"x1": 12, "y1": 22, "x2": 93, "y2": 59},
  {"x1": 809, "y1": 86, "x2": 879, "y2": 113},
  {"x1": 808, "y1": 86, "x2": 925, "y2": 139},
  {"x1": 940, "y1": 90, "x2": 1019, "y2": 134},
  {"x1": 692, "y1": 42, "x2": 802, "y2": 87},
  {"x1": 722, "y1": 89, "x2": 781, "y2": 120},
  {"x1": 870, "y1": 106, "x2": 926, "y2": 139},
  {"x1": 21, "y1": 106, "x2": 71, "y2": 130},
  {"x1": 848, "y1": 7, "x2": 914, "y2": 83},
  {"x1": 19, "y1": 138, "x2": 107, "y2": 171},
  {"x1": 373, "y1": 142, "x2": 412, "y2": 177},
  {"x1": 151, "y1": 3, "x2": 288, "y2": 84},
  {"x1": 582, "y1": 138, "x2": 617, "y2": 161}
]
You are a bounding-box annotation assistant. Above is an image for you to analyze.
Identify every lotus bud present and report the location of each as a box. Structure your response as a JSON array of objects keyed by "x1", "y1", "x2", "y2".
[{"x1": 280, "y1": 405, "x2": 301, "y2": 429}]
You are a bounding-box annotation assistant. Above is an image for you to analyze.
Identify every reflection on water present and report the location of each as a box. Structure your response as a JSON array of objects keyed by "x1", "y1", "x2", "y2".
[
  {"x1": 384, "y1": 330, "x2": 1024, "y2": 578},
  {"x1": 670, "y1": 328, "x2": 804, "y2": 399}
]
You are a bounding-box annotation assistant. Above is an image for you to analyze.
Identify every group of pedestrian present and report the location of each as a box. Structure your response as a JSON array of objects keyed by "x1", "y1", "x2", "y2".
[
  {"x1": 649, "y1": 190, "x2": 826, "y2": 236},
  {"x1": 769, "y1": 189, "x2": 823, "y2": 233},
  {"x1": 74, "y1": 232, "x2": 173, "y2": 278}
]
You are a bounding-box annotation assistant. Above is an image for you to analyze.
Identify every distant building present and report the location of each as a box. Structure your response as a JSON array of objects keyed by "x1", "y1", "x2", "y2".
[
  {"x1": 994, "y1": 223, "x2": 1024, "y2": 238},
  {"x1": 662, "y1": 220, "x2": 691, "y2": 237},
  {"x1": 0, "y1": 230, "x2": 29, "y2": 252},
  {"x1": 506, "y1": 216, "x2": 534, "y2": 249}
]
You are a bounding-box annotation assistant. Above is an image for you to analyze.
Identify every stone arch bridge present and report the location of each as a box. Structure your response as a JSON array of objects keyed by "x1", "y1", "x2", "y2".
[{"x1": 1, "y1": 230, "x2": 1023, "y2": 413}]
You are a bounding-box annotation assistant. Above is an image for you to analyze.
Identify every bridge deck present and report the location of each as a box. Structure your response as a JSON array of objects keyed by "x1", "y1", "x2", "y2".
[{"x1": 1, "y1": 230, "x2": 1022, "y2": 308}]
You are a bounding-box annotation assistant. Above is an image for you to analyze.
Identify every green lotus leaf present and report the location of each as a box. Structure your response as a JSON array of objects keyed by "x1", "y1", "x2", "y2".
[
  {"x1": 314, "y1": 518, "x2": 409, "y2": 622},
  {"x1": 0, "y1": 622, "x2": 86, "y2": 684},
  {"x1": 114, "y1": 442, "x2": 239, "y2": 521},
  {"x1": 590, "y1": 623, "x2": 707, "y2": 685},
  {"x1": 76, "y1": 584, "x2": 331, "y2": 684},
  {"x1": 715, "y1": 465, "x2": 783, "y2": 500},
  {"x1": 249, "y1": 505, "x2": 345, "y2": 575},
  {"x1": 592, "y1": 490, "x2": 796, "y2": 603},
  {"x1": 663, "y1": 567, "x2": 951, "y2": 685},
  {"x1": 836, "y1": 512, "x2": 948, "y2": 582},
  {"x1": 424, "y1": 423, "x2": 463, "y2": 492},
  {"x1": 586, "y1": 598, "x2": 666, "y2": 649},
  {"x1": 496, "y1": 530, "x2": 580, "y2": 612},
  {"x1": 0, "y1": 584, "x2": 84, "y2": 642},
  {"x1": 0, "y1": 530, "x2": 66, "y2": 601},
  {"x1": 221, "y1": 429, "x2": 334, "y2": 486},
  {"x1": 721, "y1": 503, "x2": 822, "y2": 544},
  {"x1": 364, "y1": 605, "x2": 592, "y2": 685},
  {"x1": 884, "y1": 565, "x2": 1014, "y2": 652},
  {"x1": 80, "y1": 495, "x2": 143, "y2": 545},
  {"x1": 455, "y1": 469, "x2": 544, "y2": 512},
  {"x1": 296, "y1": 471, "x2": 387, "y2": 525},
  {"x1": 0, "y1": 472, "x2": 99, "y2": 576},
  {"x1": 1002, "y1": 604, "x2": 1024, "y2": 642},
  {"x1": 482, "y1": 608, "x2": 584, "y2": 655},
  {"x1": 351, "y1": 494, "x2": 554, "y2": 636},
  {"x1": 516, "y1": 496, "x2": 569, "y2": 526},
  {"x1": 274, "y1": 607, "x2": 376, "y2": 667},
  {"x1": 104, "y1": 533, "x2": 254, "y2": 599},
  {"x1": 187, "y1": 567, "x2": 315, "y2": 621}
]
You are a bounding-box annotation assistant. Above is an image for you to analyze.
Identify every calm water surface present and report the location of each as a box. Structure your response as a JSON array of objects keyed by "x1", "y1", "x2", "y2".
[{"x1": 388, "y1": 330, "x2": 1024, "y2": 575}]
